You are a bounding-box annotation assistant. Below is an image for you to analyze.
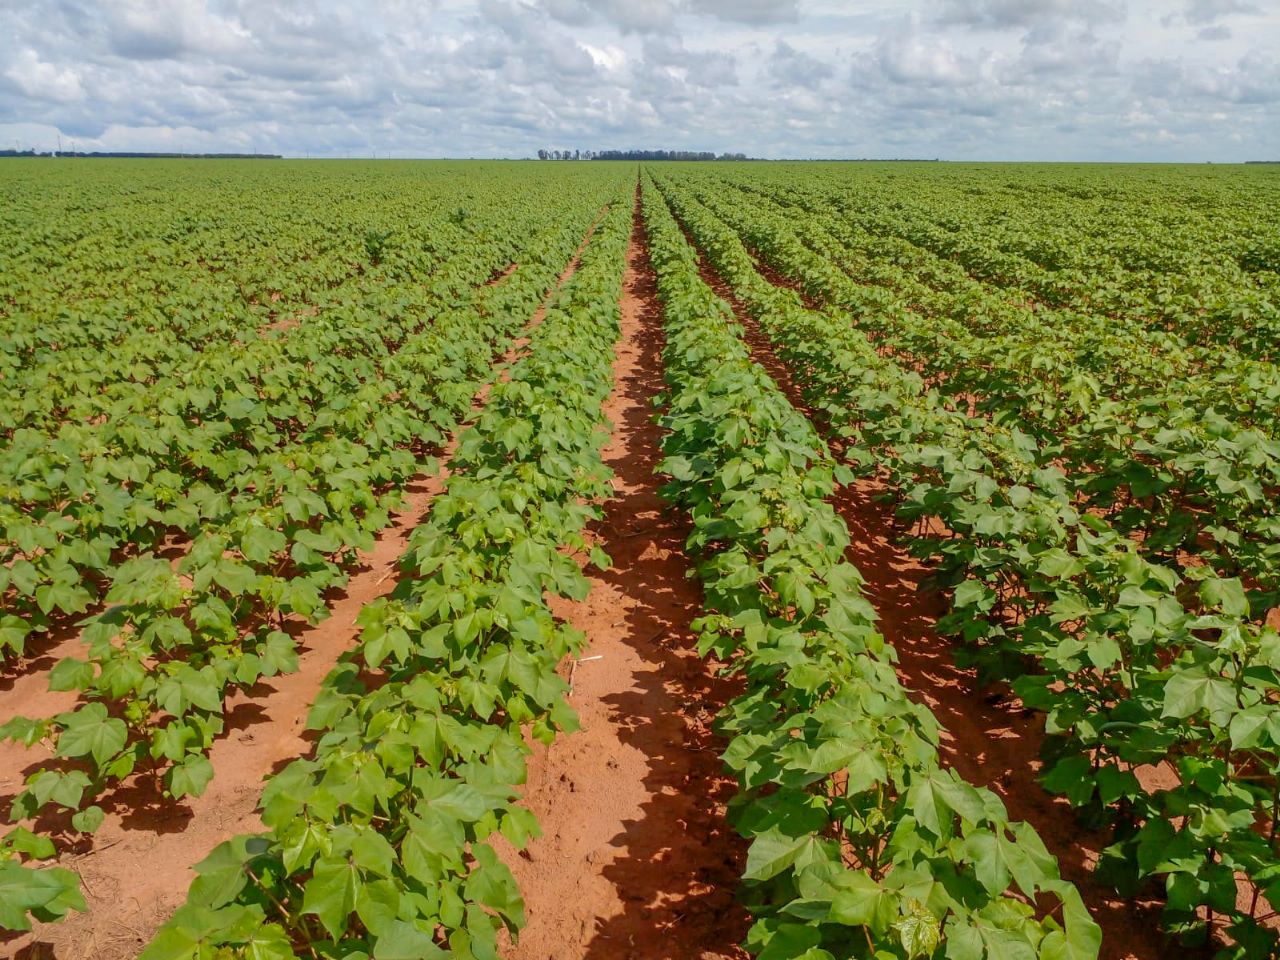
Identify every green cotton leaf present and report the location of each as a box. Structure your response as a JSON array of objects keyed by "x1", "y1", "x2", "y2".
[
  {"x1": 756, "y1": 922, "x2": 823, "y2": 960},
  {"x1": 8, "y1": 557, "x2": 39, "y2": 596},
  {"x1": 894, "y1": 899, "x2": 941, "y2": 959},
  {"x1": 464, "y1": 844, "x2": 525, "y2": 928},
  {"x1": 106, "y1": 555, "x2": 184, "y2": 608},
  {"x1": 499, "y1": 807, "x2": 541, "y2": 850},
  {"x1": 236, "y1": 925, "x2": 295, "y2": 960},
  {"x1": 48, "y1": 657, "x2": 95, "y2": 692},
  {"x1": 743, "y1": 828, "x2": 812, "y2": 882},
  {"x1": 1135, "y1": 817, "x2": 1179, "y2": 875},
  {"x1": 1084, "y1": 631, "x2": 1121, "y2": 670},
  {"x1": 1229, "y1": 705, "x2": 1273, "y2": 749},
  {"x1": 140, "y1": 903, "x2": 272, "y2": 960},
  {"x1": 240, "y1": 526, "x2": 287, "y2": 564},
  {"x1": 35, "y1": 580, "x2": 93, "y2": 616},
  {"x1": 24, "y1": 769, "x2": 92, "y2": 813},
  {"x1": 281, "y1": 819, "x2": 328, "y2": 876},
  {"x1": 1040, "y1": 755, "x2": 1095, "y2": 807},
  {"x1": 168, "y1": 755, "x2": 216, "y2": 799},
  {"x1": 71, "y1": 805, "x2": 105, "y2": 834},
  {"x1": 966, "y1": 822, "x2": 1058, "y2": 899},
  {"x1": 223, "y1": 395, "x2": 258, "y2": 419},
  {"x1": 964, "y1": 830, "x2": 1009, "y2": 896},
  {"x1": 1199, "y1": 577, "x2": 1250, "y2": 618},
  {"x1": 945, "y1": 918, "x2": 1042, "y2": 960},
  {"x1": 4, "y1": 827, "x2": 56, "y2": 860},
  {"x1": 1161, "y1": 671, "x2": 1236, "y2": 724},
  {"x1": 258, "y1": 630, "x2": 299, "y2": 678},
  {"x1": 907, "y1": 770, "x2": 987, "y2": 839},
  {"x1": 0, "y1": 615, "x2": 31, "y2": 656},
  {"x1": 845, "y1": 748, "x2": 890, "y2": 795},
  {"x1": 943, "y1": 918, "x2": 984, "y2": 960},
  {"x1": 187, "y1": 837, "x2": 268, "y2": 910},
  {"x1": 1039, "y1": 882, "x2": 1103, "y2": 960},
  {"x1": 1036, "y1": 548, "x2": 1083, "y2": 580},
  {"x1": 429, "y1": 782, "x2": 497, "y2": 824},
  {"x1": 295, "y1": 527, "x2": 342, "y2": 555},
  {"x1": 806, "y1": 739, "x2": 860, "y2": 776},
  {"x1": 372, "y1": 920, "x2": 450, "y2": 959},
  {"x1": 1094, "y1": 765, "x2": 1141, "y2": 806},
  {"x1": 0, "y1": 862, "x2": 85, "y2": 930},
  {"x1": 1049, "y1": 592, "x2": 1094, "y2": 624},
  {"x1": 56, "y1": 703, "x2": 128, "y2": 768},
  {"x1": 953, "y1": 579, "x2": 996, "y2": 613},
  {"x1": 0, "y1": 714, "x2": 48, "y2": 748},
  {"x1": 829, "y1": 871, "x2": 896, "y2": 933},
  {"x1": 403, "y1": 811, "x2": 464, "y2": 885},
  {"x1": 213, "y1": 559, "x2": 259, "y2": 596},
  {"x1": 349, "y1": 829, "x2": 396, "y2": 878},
  {"x1": 156, "y1": 665, "x2": 223, "y2": 716},
  {"x1": 302, "y1": 858, "x2": 359, "y2": 940},
  {"x1": 151, "y1": 720, "x2": 200, "y2": 763},
  {"x1": 355, "y1": 878, "x2": 402, "y2": 938}
]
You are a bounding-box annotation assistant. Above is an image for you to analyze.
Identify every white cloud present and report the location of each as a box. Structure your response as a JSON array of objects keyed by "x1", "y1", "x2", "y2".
[
  {"x1": 1181, "y1": 0, "x2": 1259, "y2": 25},
  {"x1": 0, "y1": 0, "x2": 1276, "y2": 160},
  {"x1": 938, "y1": 0, "x2": 1126, "y2": 30},
  {"x1": 875, "y1": 28, "x2": 991, "y2": 87},
  {"x1": 686, "y1": 0, "x2": 800, "y2": 25},
  {"x1": 3, "y1": 49, "x2": 86, "y2": 103}
]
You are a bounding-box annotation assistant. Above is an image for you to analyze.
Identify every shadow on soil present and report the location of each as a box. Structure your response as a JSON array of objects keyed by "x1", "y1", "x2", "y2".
[{"x1": 582, "y1": 206, "x2": 750, "y2": 960}]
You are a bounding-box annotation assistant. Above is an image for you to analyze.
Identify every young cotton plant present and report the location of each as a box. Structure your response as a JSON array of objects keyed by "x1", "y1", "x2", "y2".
[{"x1": 644, "y1": 181, "x2": 1099, "y2": 960}]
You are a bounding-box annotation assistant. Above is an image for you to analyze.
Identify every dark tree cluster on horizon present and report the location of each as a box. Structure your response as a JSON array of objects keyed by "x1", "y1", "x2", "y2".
[
  {"x1": 0, "y1": 149, "x2": 282, "y2": 159},
  {"x1": 536, "y1": 149, "x2": 751, "y2": 161}
]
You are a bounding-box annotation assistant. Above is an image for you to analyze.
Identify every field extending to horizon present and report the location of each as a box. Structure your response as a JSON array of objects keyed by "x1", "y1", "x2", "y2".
[{"x1": 2, "y1": 158, "x2": 1280, "y2": 960}]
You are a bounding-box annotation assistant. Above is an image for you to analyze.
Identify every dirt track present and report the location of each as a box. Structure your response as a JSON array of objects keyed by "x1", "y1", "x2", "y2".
[{"x1": 496, "y1": 190, "x2": 749, "y2": 960}]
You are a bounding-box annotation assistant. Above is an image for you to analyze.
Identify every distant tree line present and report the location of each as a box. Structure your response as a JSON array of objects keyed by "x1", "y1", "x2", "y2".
[
  {"x1": 0, "y1": 149, "x2": 281, "y2": 159},
  {"x1": 536, "y1": 149, "x2": 752, "y2": 161}
]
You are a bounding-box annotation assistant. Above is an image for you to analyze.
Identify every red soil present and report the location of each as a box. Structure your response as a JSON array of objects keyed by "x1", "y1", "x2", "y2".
[
  {"x1": 671, "y1": 208, "x2": 1175, "y2": 960},
  {"x1": 0, "y1": 219, "x2": 603, "y2": 960},
  {"x1": 832, "y1": 477, "x2": 1172, "y2": 960},
  {"x1": 3, "y1": 474, "x2": 452, "y2": 960},
  {"x1": 495, "y1": 192, "x2": 750, "y2": 960}
]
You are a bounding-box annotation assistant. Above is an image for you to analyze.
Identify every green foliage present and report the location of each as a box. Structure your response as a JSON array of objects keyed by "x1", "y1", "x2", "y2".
[
  {"x1": 650, "y1": 162, "x2": 1280, "y2": 954},
  {"x1": 0, "y1": 161, "x2": 632, "y2": 934},
  {"x1": 135, "y1": 181, "x2": 633, "y2": 955},
  {"x1": 643, "y1": 180, "x2": 1099, "y2": 959}
]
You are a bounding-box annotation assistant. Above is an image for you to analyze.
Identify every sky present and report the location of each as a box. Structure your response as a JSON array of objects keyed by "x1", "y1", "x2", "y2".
[{"x1": 1, "y1": 0, "x2": 1278, "y2": 161}]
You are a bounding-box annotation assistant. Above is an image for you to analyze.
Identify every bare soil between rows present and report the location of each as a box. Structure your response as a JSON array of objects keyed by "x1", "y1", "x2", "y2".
[{"x1": 494, "y1": 189, "x2": 750, "y2": 960}]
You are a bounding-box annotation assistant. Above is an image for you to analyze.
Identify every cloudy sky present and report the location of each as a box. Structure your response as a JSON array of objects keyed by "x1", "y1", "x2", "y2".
[{"x1": 1, "y1": 0, "x2": 1278, "y2": 161}]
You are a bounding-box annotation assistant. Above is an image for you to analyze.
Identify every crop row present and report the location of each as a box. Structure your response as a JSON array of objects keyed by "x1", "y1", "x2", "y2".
[
  {"x1": 132, "y1": 186, "x2": 632, "y2": 959},
  {"x1": 0, "y1": 180, "x2": 629, "y2": 935},
  {"x1": 0, "y1": 162, "x2": 612, "y2": 419},
  {"x1": 2, "y1": 168, "x2": 461, "y2": 430},
  {"x1": 0, "y1": 205, "x2": 591, "y2": 812},
  {"x1": 709, "y1": 172, "x2": 1278, "y2": 413},
  {"x1": 642, "y1": 179, "x2": 1100, "y2": 959},
  {"x1": 710, "y1": 173, "x2": 1280, "y2": 449},
  {"x1": 678, "y1": 175, "x2": 1280, "y2": 614},
  {"x1": 650, "y1": 171, "x2": 1280, "y2": 954},
  {"x1": 706, "y1": 165, "x2": 1280, "y2": 359},
  {"x1": 0, "y1": 182, "x2": 617, "y2": 668}
]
